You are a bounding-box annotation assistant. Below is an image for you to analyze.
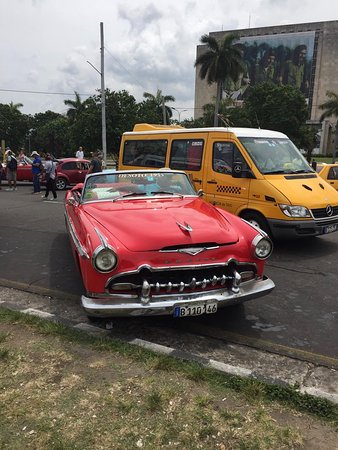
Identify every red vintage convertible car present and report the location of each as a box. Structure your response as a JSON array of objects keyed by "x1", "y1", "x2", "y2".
[
  {"x1": 16, "y1": 157, "x2": 90, "y2": 190},
  {"x1": 64, "y1": 169, "x2": 275, "y2": 318}
]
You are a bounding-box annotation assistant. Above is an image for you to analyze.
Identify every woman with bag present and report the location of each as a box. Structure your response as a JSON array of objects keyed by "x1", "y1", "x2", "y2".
[{"x1": 42, "y1": 153, "x2": 57, "y2": 200}]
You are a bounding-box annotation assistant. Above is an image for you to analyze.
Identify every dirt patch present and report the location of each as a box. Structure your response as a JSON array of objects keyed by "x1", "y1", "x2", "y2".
[{"x1": 0, "y1": 321, "x2": 337, "y2": 449}]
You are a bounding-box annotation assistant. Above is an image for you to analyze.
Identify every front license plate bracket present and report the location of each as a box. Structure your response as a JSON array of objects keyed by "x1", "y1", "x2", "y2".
[{"x1": 173, "y1": 301, "x2": 217, "y2": 318}]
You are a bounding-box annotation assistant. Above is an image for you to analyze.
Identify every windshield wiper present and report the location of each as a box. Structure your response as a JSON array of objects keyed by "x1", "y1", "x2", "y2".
[
  {"x1": 263, "y1": 170, "x2": 288, "y2": 174},
  {"x1": 151, "y1": 191, "x2": 184, "y2": 198},
  {"x1": 111, "y1": 192, "x2": 148, "y2": 202},
  {"x1": 287, "y1": 169, "x2": 314, "y2": 174}
]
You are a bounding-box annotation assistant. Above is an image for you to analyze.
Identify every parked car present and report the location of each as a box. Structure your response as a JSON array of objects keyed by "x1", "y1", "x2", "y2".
[
  {"x1": 315, "y1": 163, "x2": 338, "y2": 191},
  {"x1": 64, "y1": 169, "x2": 275, "y2": 319},
  {"x1": 16, "y1": 156, "x2": 34, "y2": 182},
  {"x1": 54, "y1": 158, "x2": 90, "y2": 190},
  {"x1": 15, "y1": 157, "x2": 90, "y2": 189}
]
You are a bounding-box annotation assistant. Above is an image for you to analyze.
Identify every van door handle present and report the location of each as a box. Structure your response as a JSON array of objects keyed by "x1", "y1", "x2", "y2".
[
  {"x1": 192, "y1": 178, "x2": 202, "y2": 183},
  {"x1": 207, "y1": 180, "x2": 218, "y2": 184}
]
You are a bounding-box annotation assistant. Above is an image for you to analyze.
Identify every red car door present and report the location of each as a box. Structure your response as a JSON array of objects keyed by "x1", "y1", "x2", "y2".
[{"x1": 17, "y1": 161, "x2": 33, "y2": 182}]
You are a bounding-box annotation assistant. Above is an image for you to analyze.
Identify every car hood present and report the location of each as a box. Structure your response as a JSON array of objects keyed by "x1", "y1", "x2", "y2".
[
  {"x1": 265, "y1": 174, "x2": 338, "y2": 206},
  {"x1": 83, "y1": 198, "x2": 239, "y2": 251}
]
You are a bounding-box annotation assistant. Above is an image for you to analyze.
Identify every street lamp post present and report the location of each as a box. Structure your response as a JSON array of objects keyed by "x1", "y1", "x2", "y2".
[{"x1": 172, "y1": 107, "x2": 188, "y2": 124}]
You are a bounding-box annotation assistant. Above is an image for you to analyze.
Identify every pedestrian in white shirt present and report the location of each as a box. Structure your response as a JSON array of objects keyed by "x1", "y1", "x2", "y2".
[{"x1": 75, "y1": 146, "x2": 84, "y2": 159}]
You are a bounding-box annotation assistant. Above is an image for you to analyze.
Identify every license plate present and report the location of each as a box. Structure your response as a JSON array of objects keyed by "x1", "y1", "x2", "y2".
[
  {"x1": 323, "y1": 224, "x2": 338, "y2": 234},
  {"x1": 173, "y1": 302, "x2": 217, "y2": 318}
]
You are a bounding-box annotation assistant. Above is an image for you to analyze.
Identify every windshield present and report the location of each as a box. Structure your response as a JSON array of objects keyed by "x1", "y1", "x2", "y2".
[
  {"x1": 82, "y1": 171, "x2": 197, "y2": 203},
  {"x1": 239, "y1": 137, "x2": 314, "y2": 174}
]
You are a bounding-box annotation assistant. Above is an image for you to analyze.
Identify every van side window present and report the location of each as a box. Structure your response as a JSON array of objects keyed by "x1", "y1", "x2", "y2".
[
  {"x1": 328, "y1": 167, "x2": 338, "y2": 180},
  {"x1": 213, "y1": 142, "x2": 233, "y2": 174},
  {"x1": 213, "y1": 142, "x2": 249, "y2": 175},
  {"x1": 122, "y1": 140, "x2": 167, "y2": 167},
  {"x1": 170, "y1": 139, "x2": 203, "y2": 171}
]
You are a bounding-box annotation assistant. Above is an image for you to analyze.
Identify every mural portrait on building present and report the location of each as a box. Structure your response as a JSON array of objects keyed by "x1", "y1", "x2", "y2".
[{"x1": 223, "y1": 31, "x2": 315, "y2": 104}]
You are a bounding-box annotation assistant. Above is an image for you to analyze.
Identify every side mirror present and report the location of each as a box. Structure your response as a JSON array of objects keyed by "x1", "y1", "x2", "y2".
[{"x1": 197, "y1": 189, "x2": 204, "y2": 197}]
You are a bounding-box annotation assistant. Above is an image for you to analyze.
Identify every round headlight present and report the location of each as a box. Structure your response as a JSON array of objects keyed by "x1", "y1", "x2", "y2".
[
  {"x1": 252, "y1": 236, "x2": 273, "y2": 260},
  {"x1": 93, "y1": 247, "x2": 117, "y2": 272}
]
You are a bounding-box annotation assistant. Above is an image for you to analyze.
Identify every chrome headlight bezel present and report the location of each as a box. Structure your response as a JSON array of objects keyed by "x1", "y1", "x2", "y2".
[
  {"x1": 279, "y1": 204, "x2": 311, "y2": 218},
  {"x1": 251, "y1": 235, "x2": 273, "y2": 260},
  {"x1": 92, "y1": 245, "x2": 118, "y2": 273}
]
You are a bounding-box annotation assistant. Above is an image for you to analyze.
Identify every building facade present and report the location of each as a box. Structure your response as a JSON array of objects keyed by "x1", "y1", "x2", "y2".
[{"x1": 194, "y1": 20, "x2": 338, "y2": 153}]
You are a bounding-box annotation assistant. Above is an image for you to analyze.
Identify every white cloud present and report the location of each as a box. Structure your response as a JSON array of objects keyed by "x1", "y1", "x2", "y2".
[{"x1": 1, "y1": 0, "x2": 338, "y2": 120}]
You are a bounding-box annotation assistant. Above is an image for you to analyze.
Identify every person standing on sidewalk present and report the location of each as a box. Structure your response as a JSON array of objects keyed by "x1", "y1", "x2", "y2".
[
  {"x1": 31, "y1": 150, "x2": 42, "y2": 194},
  {"x1": 42, "y1": 154, "x2": 57, "y2": 201},
  {"x1": 5, "y1": 149, "x2": 17, "y2": 191}
]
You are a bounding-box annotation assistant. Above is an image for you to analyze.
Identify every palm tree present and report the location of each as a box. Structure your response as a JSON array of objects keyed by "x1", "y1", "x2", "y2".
[
  {"x1": 143, "y1": 89, "x2": 175, "y2": 125},
  {"x1": 64, "y1": 91, "x2": 87, "y2": 121},
  {"x1": 8, "y1": 101, "x2": 23, "y2": 112},
  {"x1": 319, "y1": 90, "x2": 338, "y2": 161},
  {"x1": 194, "y1": 33, "x2": 245, "y2": 126}
]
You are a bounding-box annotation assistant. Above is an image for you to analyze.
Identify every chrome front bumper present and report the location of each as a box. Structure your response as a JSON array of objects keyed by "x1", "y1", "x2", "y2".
[{"x1": 81, "y1": 276, "x2": 275, "y2": 317}]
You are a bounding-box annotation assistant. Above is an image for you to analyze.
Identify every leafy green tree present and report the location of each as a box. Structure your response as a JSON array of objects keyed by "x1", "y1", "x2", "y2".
[
  {"x1": 142, "y1": 89, "x2": 175, "y2": 124},
  {"x1": 194, "y1": 33, "x2": 245, "y2": 126},
  {"x1": 35, "y1": 116, "x2": 70, "y2": 157},
  {"x1": 30, "y1": 111, "x2": 65, "y2": 155},
  {"x1": 65, "y1": 89, "x2": 139, "y2": 156},
  {"x1": 319, "y1": 90, "x2": 338, "y2": 160},
  {"x1": 0, "y1": 103, "x2": 29, "y2": 151},
  {"x1": 243, "y1": 83, "x2": 308, "y2": 146}
]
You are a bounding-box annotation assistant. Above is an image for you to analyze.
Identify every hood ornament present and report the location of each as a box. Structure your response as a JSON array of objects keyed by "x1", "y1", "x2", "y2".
[
  {"x1": 176, "y1": 221, "x2": 193, "y2": 233},
  {"x1": 178, "y1": 247, "x2": 207, "y2": 255}
]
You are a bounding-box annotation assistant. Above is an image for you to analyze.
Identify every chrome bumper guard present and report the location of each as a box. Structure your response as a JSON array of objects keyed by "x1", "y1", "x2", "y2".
[{"x1": 81, "y1": 276, "x2": 275, "y2": 317}]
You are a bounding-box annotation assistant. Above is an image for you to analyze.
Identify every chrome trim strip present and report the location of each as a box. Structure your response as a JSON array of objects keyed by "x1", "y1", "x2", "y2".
[
  {"x1": 64, "y1": 212, "x2": 89, "y2": 259},
  {"x1": 95, "y1": 228, "x2": 109, "y2": 248}
]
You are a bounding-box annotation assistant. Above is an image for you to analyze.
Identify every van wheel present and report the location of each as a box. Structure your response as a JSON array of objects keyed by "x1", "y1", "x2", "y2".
[{"x1": 241, "y1": 211, "x2": 271, "y2": 237}]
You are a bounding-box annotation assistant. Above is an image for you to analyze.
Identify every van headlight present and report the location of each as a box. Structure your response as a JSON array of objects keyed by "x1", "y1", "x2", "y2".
[
  {"x1": 279, "y1": 204, "x2": 311, "y2": 218},
  {"x1": 92, "y1": 247, "x2": 118, "y2": 272},
  {"x1": 251, "y1": 235, "x2": 273, "y2": 259}
]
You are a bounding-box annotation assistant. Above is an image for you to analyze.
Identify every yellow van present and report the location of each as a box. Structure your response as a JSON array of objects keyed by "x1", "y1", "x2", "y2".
[{"x1": 118, "y1": 124, "x2": 338, "y2": 239}]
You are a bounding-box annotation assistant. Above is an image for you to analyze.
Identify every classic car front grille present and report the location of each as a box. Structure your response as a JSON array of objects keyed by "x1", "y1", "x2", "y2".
[{"x1": 107, "y1": 263, "x2": 257, "y2": 301}]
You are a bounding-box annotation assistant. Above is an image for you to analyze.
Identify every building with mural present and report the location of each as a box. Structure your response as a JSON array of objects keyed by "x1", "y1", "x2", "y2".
[{"x1": 194, "y1": 20, "x2": 338, "y2": 154}]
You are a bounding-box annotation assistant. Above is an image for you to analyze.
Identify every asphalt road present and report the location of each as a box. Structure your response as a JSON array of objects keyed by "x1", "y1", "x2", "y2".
[{"x1": 1, "y1": 183, "x2": 338, "y2": 366}]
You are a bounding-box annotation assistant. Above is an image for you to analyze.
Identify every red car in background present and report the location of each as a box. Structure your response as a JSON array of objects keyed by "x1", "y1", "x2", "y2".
[{"x1": 16, "y1": 157, "x2": 90, "y2": 190}]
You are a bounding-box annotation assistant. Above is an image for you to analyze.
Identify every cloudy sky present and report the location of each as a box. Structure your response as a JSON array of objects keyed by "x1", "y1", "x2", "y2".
[{"x1": 1, "y1": 0, "x2": 338, "y2": 121}]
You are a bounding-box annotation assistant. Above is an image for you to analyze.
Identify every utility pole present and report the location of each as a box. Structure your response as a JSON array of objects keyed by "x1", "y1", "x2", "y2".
[
  {"x1": 100, "y1": 22, "x2": 107, "y2": 163},
  {"x1": 162, "y1": 97, "x2": 167, "y2": 125}
]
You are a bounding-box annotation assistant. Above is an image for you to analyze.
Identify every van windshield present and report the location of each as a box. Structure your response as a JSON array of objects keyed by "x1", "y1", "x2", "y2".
[{"x1": 239, "y1": 137, "x2": 314, "y2": 174}]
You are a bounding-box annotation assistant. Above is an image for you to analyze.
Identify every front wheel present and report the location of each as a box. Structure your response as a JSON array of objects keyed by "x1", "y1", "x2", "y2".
[
  {"x1": 56, "y1": 177, "x2": 67, "y2": 190},
  {"x1": 241, "y1": 211, "x2": 271, "y2": 237}
]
